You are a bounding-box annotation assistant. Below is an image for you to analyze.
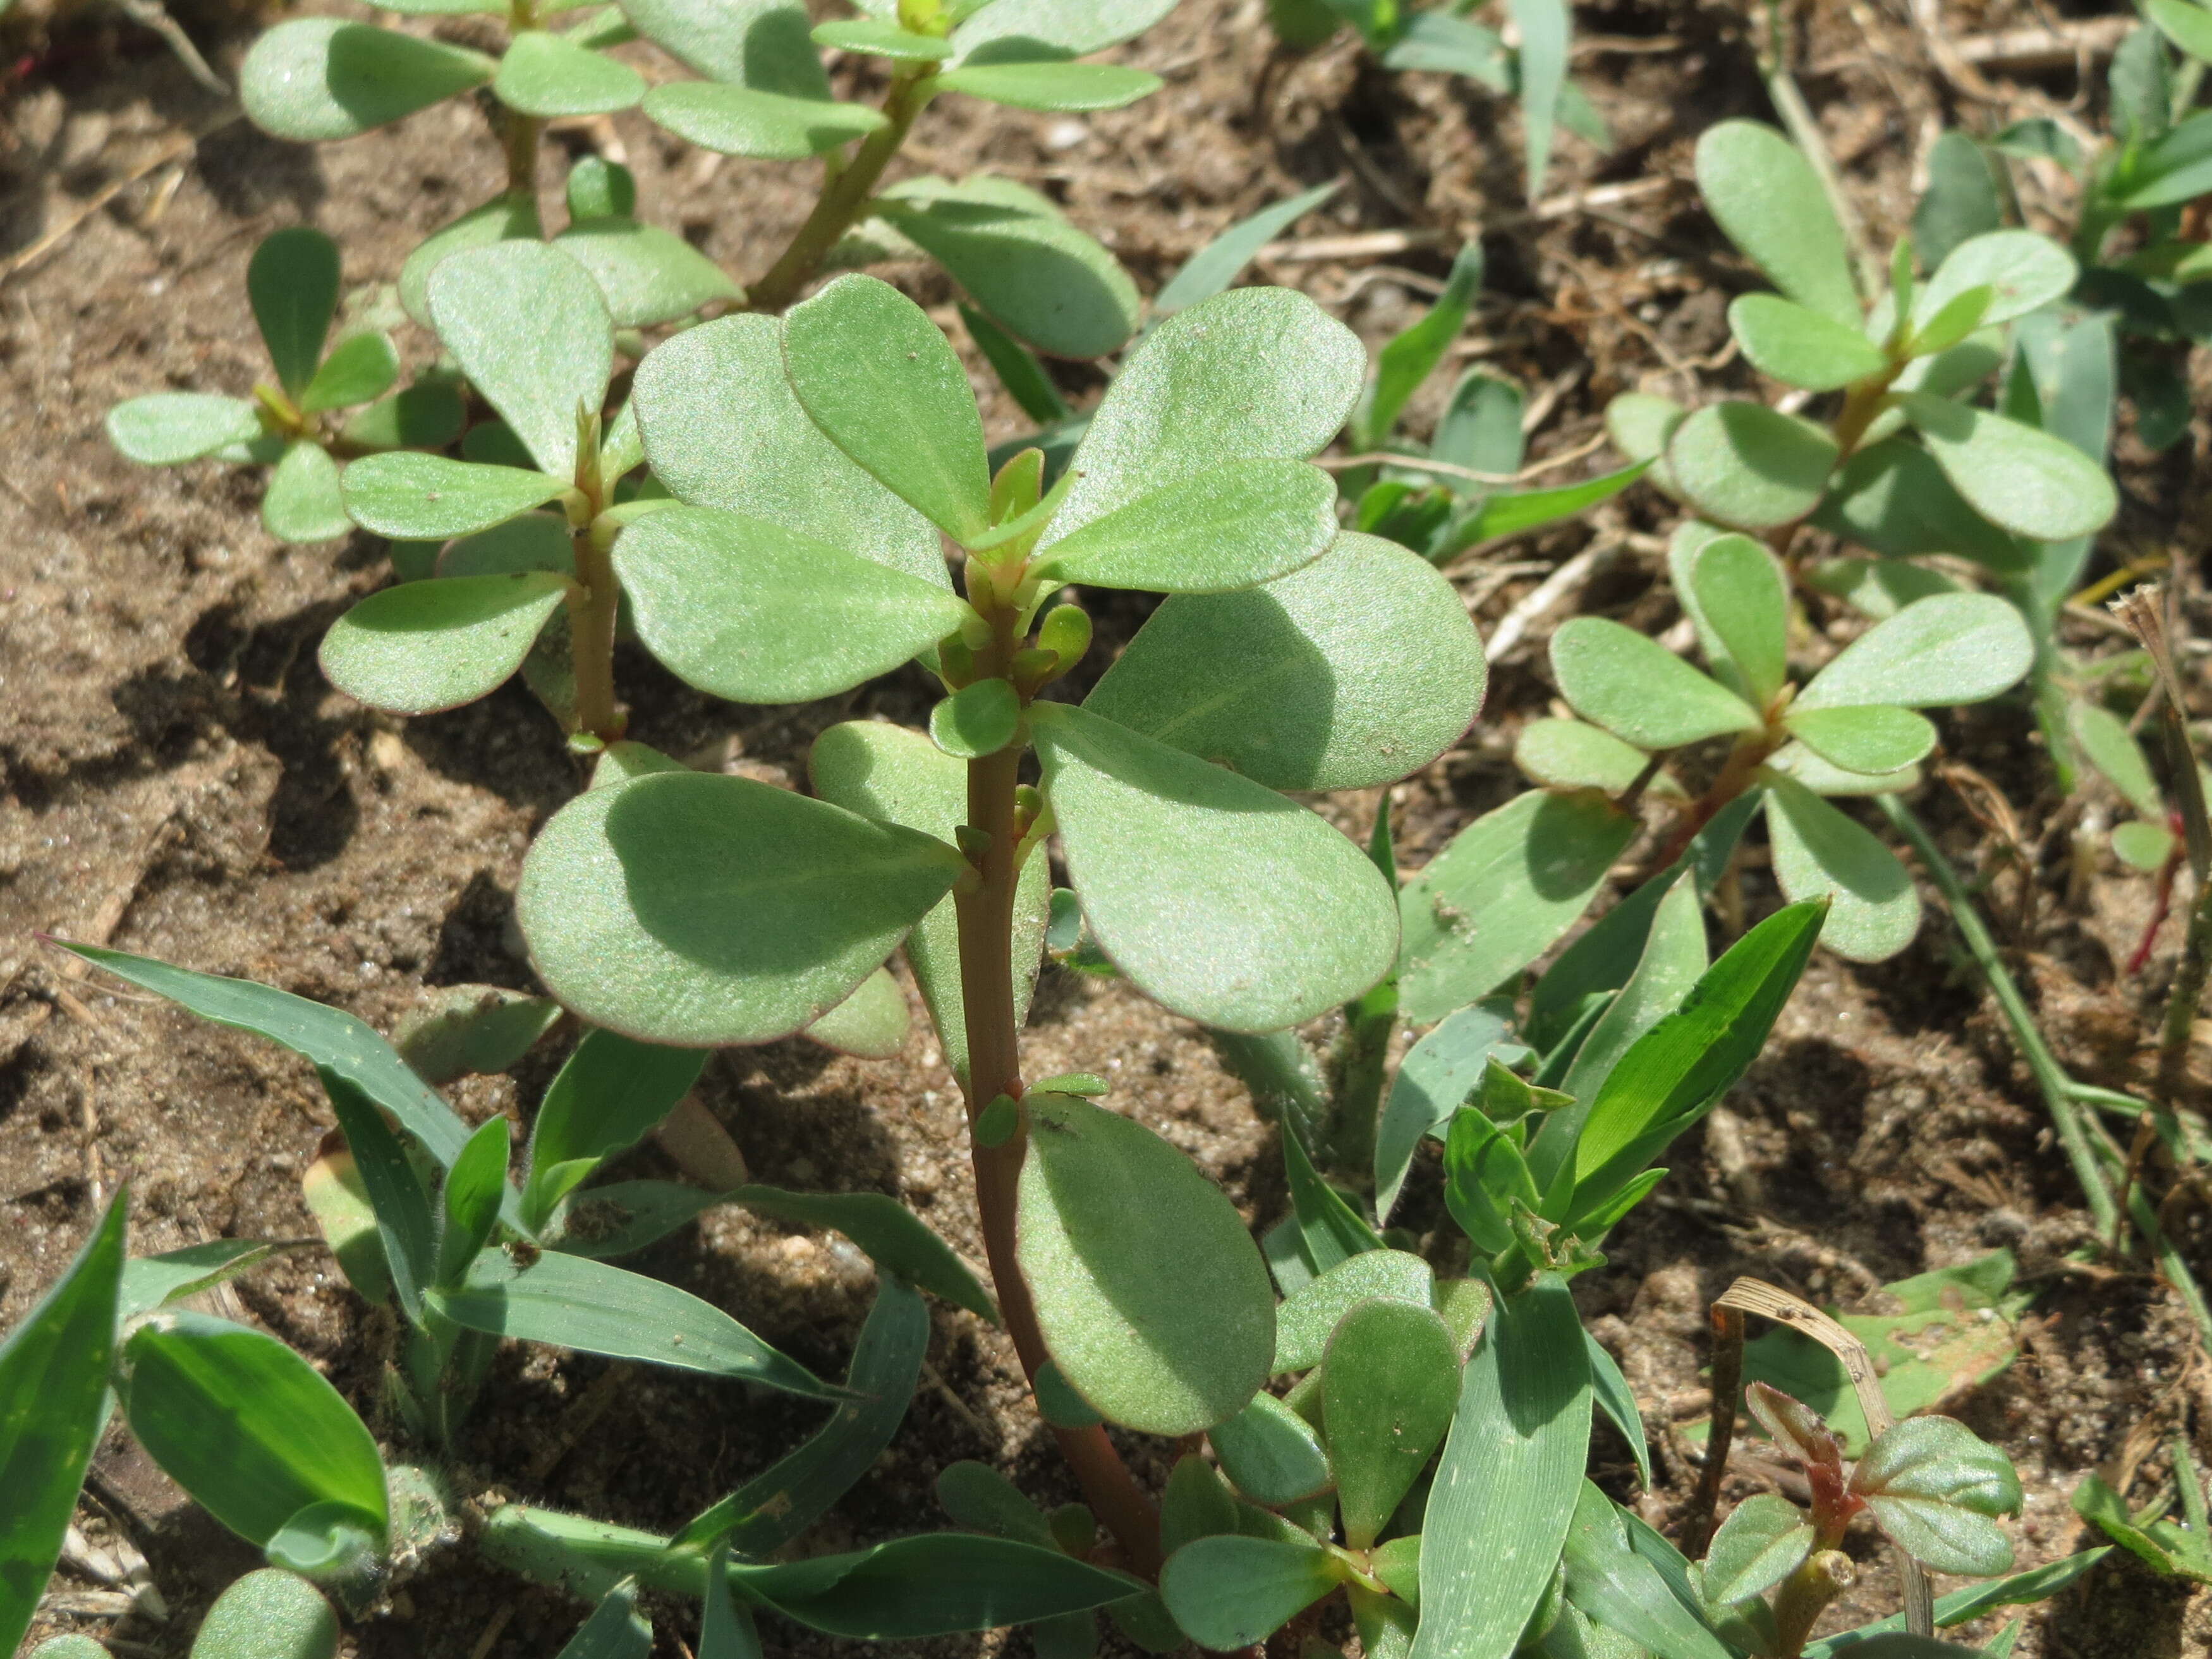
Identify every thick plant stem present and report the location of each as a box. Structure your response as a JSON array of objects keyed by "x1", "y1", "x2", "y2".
[
  {"x1": 569, "y1": 525, "x2": 625, "y2": 743},
  {"x1": 952, "y1": 610, "x2": 1164, "y2": 1577},
  {"x1": 747, "y1": 72, "x2": 934, "y2": 313},
  {"x1": 502, "y1": 109, "x2": 544, "y2": 205}
]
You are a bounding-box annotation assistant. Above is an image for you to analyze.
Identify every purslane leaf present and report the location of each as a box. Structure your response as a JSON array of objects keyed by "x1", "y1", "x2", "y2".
[
  {"x1": 517, "y1": 770, "x2": 965, "y2": 1045},
  {"x1": 493, "y1": 30, "x2": 648, "y2": 116},
  {"x1": 1031, "y1": 461, "x2": 1339, "y2": 593},
  {"x1": 319, "y1": 571, "x2": 572, "y2": 715},
  {"x1": 428, "y1": 241, "x2": 615, "y2": 482},
  {"x1": 1763, "y1": 777, "x2": 1919, "y2": 961},
  {"x1": 249, "y1": 226, "x2": 341, "y2": 398},
  {"x1": 1782, "y1": 704, "x2": 1938, "y2": 775},
  {"x1": 1895, "y1": 392, "x2": 2118, "y2": 543},
  {"x1": 107, "y1": 393, "x2": 263, "y2": 466},
  {"x1": 1551, "y1": 616, "x2": 1762, "y2": 748},
  {"x1": 241, "y1": 19, "x2": 496, "y2": 142},
  {"x1": 1694, "y1": 119, "x2": 1862, "y2": 325},
  {"x1": 1033, "y1": 703, "x2": 1399, "y2": 1033},
  {"x1": 1667, "y1": 401, "x2": 1839, "y2": 530},
  {"x1": 1017, "y1": 1092, "x2": 1275, "y2": 1434},
  {"x1": 935, "y1": 61, "x2": 1162, "y2": 111},
  {"x1": 643, "y1": 82, "x2": 884, "y2": 158},
  {"x1": 342, "y1": 451, "x2": 571, "y2": 540},
  {"x1": 615, "y1": 505, "x2": 967, "y2": 703},
  {"x1": 1728, "y1": 293, "x2": 1888, "y2": 391},
  {"x1": 1794, "y1": 592, "x2": 2034, "y2": 710}
]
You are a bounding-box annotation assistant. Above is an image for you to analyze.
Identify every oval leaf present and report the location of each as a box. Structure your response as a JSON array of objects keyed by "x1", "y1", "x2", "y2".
[
  {"x1": 801, "y1": 964, "x2": 911, "y2": 1059},
  {"x1": 1086, "y1": 530, "x2": 1486, "y2": 790},
  {"x1": 935, "y1": 61, "x2": 1161, "y2": 111},
  {"x1": 633, "y1": 313, "x2": 945, "y2": 587},
  {"x1": 1273, "y1": 1249, "x2": 1436, "y2": 1373},
  {"x1": 517, "y1": 770, "x2": 964, "y2": 1045},
  {"x1": 241, "y1": 18, "x2": 495, "y2": 141},
  {"x1": 1551, "y1": 617, "x2": 1762, "y2": 749},
  {"x1": 429, "y1": 241, "x2": 614, "y2": 482},
  {"x1": 1032, "y1": 461, "x2": 1337, "y2": 593},
  {"x1": 1160, "y1": 1536, "x2": 1342, "y2": 1650},
  {"x1": 782, "y1": 276, "x2": 992, "y2": 543},
  {"x1": 319, "y1": 571, "x2": 571, "y2": 714},
  {"x1": 263, "y1": 440, "x2": 355, "y2": 544},
  {"x1": 493, "y1": 30, "x2": 647, "y2": 116},
  {"x1": 1694, "y1": 119, "x2": 1861, "y2": 325},
  {"x1": 249, "y1": 226, "x2": 341, "y2": 398},
  {"x1": 1795, "y1": 591, "x2": 2034, "y2": 710},
  {"x1": 1912, "y1": 229, "x2": 2076, "y2": 334},
  {"x1": 1764, "y1": 776, "x2": 1919, "y2": 961},
  {"x1": 1691, "y1": 533, "x2": 1790, "y2": 707},
  {"x1": 1516, "y1": 717, "x2": 1670, "y2": 795},
  {"x1": 1850, "y1": 1415, "x2": 2021, "y2": 1576},
  {"x1": 615, "y1": 505, "x2": 966, "y2": 703},
  {"x1": 1323, "y1": 1298, "x2": 1461, "y2": 1547},
  {"x1": 341, "y1": 451, "x2": 569, "y2": 539},
  {"x1": 1896, "y1": 392, "x2": 2116, "y2": 542},
  {"x1": 873, "y1": 195, "x2": 1139, "y2": 360},
  {"x1": 1782, "y1": 704, "x2": 1937, "y2": 774},
  {"x1": 643, "y1": 82, "x2": 884, "y2": 159},
  {"x1": 1017, "y1": 1092, "x2": 1275, "y2": 1435},
  {"x1": 1703, "y1": 1492, "x2": 1814, "y2": 1605},
  {"x1": 1729, "y1": 293, "x2": 1888, "y2": 391},
  {"x1": 1034, "y1": 704, "x2": 1399, "y2": 1033},
  {"x1": 556, "y1": 219, "x2": 744, "y2": 327},
  {"x1": 1667, "y1": 401, "x2": 1839, "y2": 530},
  {"x1": 1210, "y1": 1392, "x2": 1332, "y2": 1505},
  {"x1": 107, "y1": 393, "x2": 262, "y2": 465}
]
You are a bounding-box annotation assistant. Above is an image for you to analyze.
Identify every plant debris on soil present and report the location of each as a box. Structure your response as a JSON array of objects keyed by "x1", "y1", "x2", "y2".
[{"x1": 8, "y1": 0, "x2": 2212, "y2": 1652}]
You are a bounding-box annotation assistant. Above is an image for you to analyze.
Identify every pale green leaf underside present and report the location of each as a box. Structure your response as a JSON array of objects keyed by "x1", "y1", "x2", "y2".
[
  {"x1": 555, "y1": 218, "x2": 745, "y2": 327},
  {"x1": 614, "y1": 504, "x2": 967, "y2": 704},
  {"x1": 1033, "y1": 461, "x2": 1339, "y2": 594},
  {"x1": 320, "y1": 571, "x2": 571, "y2": 715},
  {"x1": 802, "y1": 965, "x2": 910, "y2": 1059},
  {"x1": 1086, "y1": 530, "x2": 1486, "y2": 791},
  {"x1": 493, "y1": 30, "x2": 647, "y2": 116},
  {"x1": 1515, "y1": 717, "x2": 1670, "y2": 795},
  {"x1": 1763, "y1": 775, "x2": 1920, "y2": 961},
  {"x1": 1552, "y1": 616, "x2": 1761, "y2": 749},
  {"x1": 263, "y1": 440, "x2": 355, "y2": 544},
  {"x1": 809, "y1": 720, "x2": 1050, "y2": 1083},
  {"x1": 1035, "y1": 703, "x2": 1399, "y2": 1033},
  {"x1": 1016, "y1": 1092, "x2": 1275, "y2": 1435},
  {"x1": 517, "y1": 770, "x2": 964, "y2": 1045},
  {"x1": 107, "y1": 394, "x2": 262, "y2": 465},
  {"x1": 633, "y1": 313, "x2": 947, "y2": 588},
  {"x1": 871, "y1": 196, "x2": 1141, "y2": 361}
]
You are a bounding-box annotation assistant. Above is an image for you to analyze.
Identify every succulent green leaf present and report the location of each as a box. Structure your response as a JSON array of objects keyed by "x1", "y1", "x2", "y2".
[
  {"x1": 1442, "y1": 1097, "x2": 1537, "y2": 1254},
  {"x1": 1160, "y1": 1536, "x2": 1344, "y2": 1650},
  {"x1": 810, "y1": 720, "x2": 1049, "y2": 1081},
  {"x1": 1667, "y1": 402, "x2": 1839, "y2": 530},
  {"x1": 1605, "y1": 391, "x2": 1684, "y2": 463},
  {"x1": 1033, "y1": 461, "x2": 1337, "y2": 593},
  {"x1": 2149, "y1": 0, "x2": 2212, "y2": 63},
  {"x1": 1729, "y1": 293, "x2": 1888, "y2": 391},
  {"x1": 1161, "y1": 1453, "x2": 1243, "y2": 1557},
  {"x1": 398, "y1": 193, "x2": 543, "y2": 328},
  {"x1": 1033, "y1": 703, "x2": 1399, "y2": 1033},
  {"x1": 107, "y1": 393, "x2": 262, "y2": 465},
  {"x1": 319, "y1": 571, "x2": 570, "y2": 715},
  {"x1": 0, "y1": 1195, "x2": 125, "y2": 1659},
  {"x1": 122, "y1": 1311, "x2": 387, "y2": 1548},
  {"x1": 1689, "y1": 533, "x2": 1789, "y2": 708},
  {"x1": 2071, "y1": 702, "x2": 2165, "y2": 818},
  {"x1": 633, "y1": 313, "x2": 947, "y2": 588},
  {"x1": 557, "y1": 219, "x2": 744, "y2": 326},
  {"x1": 186, "y1": 1570, "x2": 340, "y2": 1659},
  {"x1": 1703, "y1": 1493, "x2": 1814, "y2": 1605},
  {"x1": 1568, "y1": 897, "x2": 1825, "y2": 1198},
  {"x1": 1850, "y1": 1416, "x2": 2021, "y2": 1576},
  {"x1": 439, "y1": 513, "x2": 574, "y2": 580},
  {"x1": 643, "y1": 82, "x2": 881, "y2": 158},
  {"x1": 1048, "y1": 285, "x2": 1363, "y2": 538},
  {"x1": 936, "y1": 60, "x2": 1158, "y2": 107},
  {"x1": 517, "y1": 770, "x2": 964, "y2": 1045},
  {"x1": 949, "y1": 0, "x2": 1177, "y2": 61},
  {"x1": 1324, "y1": 1299, "x2": 1460, "y2": 1546},
  {"x1": 1912, "y1": 229, "x2": 2076, "y2": 334},
  {"x1": 300, "y1": 331, "x2": 401, "y2": 414},
  {"x1": 1515, "y1": 717, "x2": 1673, "y2": 795},
  {"x1": 1764, "y1": 777, "x2": 1918, "y2": 960},
  {"x1": 1896, "y1": 393, "x2": 2116, "y2": 542},
  {"x1": 1552, "y1": 617, "x2": 1761, "y2": 748},
  {"x1": 495, "y1": 30, "x2": 647, "y2": 114},
  {"x1": 1210, "y1": 1391, "x2": 1332, "y2": 1504},
  {"x1": 732, "y1": 1187, "x2": 994, "y2": 1320},
  {"x1": 1803, "y1": 557, "x2": 1961, "y2": 624},
  {"x1": 1907, "y1": 285, "x2": 1993, "y2": 358},
  {"x1": 435, "y1": 1248, "x2": 836, "y2": 1395},
  {"x1": 1796, "y1": 592, "x2": 2034, "y2": 710},
  {"x1": 1783, "y1": 705, "x2": 1937, "y2": 774},
  {"x1": 1809, "y1": 436, "x2": 2026, "y2": 570},
  {"x1": 248, "y1": 226, "x2": 341, "y2": 398},
  {"x1": 260, "y1": 440, "x2": 353, "y2": 544},
  {"x1": 1397, "y1": 789, "x2": 1637, "y2": 1023},
  {"x1": 342, "y1": 453, "x2": 569, "y2": 540},
  {"x1": 523, "y1": 1029, "x2": 707, "y2": 1230},
  {"x1": 811, "y1": 17, "x2": 952, "y2": 56},
  {"x1": 781, "y1": 274, "x2": 993, "y2": 542},
  {"x1": 1272, "y1": 1249, "x2": 1435, "y2": 1373},
  {"x1": 1084, "y1": 530, "x2": 1484, "y2": 787},
  {"x1": 872, "y1": 193, "x2": 1139, "y2": 360},
  {"x1": 616, "y1": 506, "x2": 966, "y2": 704},
  {"x1": 937, "y1": 1460, "x2": 1055, "y2": 1547},
  {"x1": 930, "y1": 678, "x2": 1022, "y2": 758},
  {"x1": 618, "y1": 0, "x2": 827, "y2": 91},
  {"x1": 429, "y1": 241, "x2": 614, "y2": 481},
  {"x1": 1409, "y1": 1274, "x2": 1591, "y2": 1659},
  {"x1": 241, "y1": 19, "x2": 495, "y2": 142},
  {"x1": 1913, "y1": 131, "x2": 2003, "y2": 272},
  {"x1": 2113, "y1": 820, "x2": 2177, "y2": 870},
  {"x1": 673, "y1": 1274, "x2": 928, "y2": 1555},
  {"x1": 802, "y1": 964, "x2": 910, "y2": 1059},
  {"x1": 1016, "y1": 1092, "x2": 1275, "y2": 1434},
  {"x1": 1375, "y1": 1003, "x2": 1523, "y2": 1220},
  {"x1": 1694, "y1": 120, "x2": 1861, "y2": 325}
]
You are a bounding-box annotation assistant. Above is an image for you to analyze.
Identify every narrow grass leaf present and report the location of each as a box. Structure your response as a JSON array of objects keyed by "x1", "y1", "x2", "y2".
[
  {"x1": 517, "y1": 770, "x2": 964, "y2": 1047},
  {"x1": 1035, "y1": 705, "x2": 1399, "y2": 1033},
  {"x1": 1155, "y1": 180, "x2": 1342, "y2": 316},
  {"x1": 435, "y1": 1115, "x2": 511, "y2": 1289},
  {"x1": 1508, "y1": 0, "x2": 1567, "y2": 195},
  {"x1": 1356, "y1": 243, "x2": 1483, "y2": 447},
  {"x1": 0, "y1": 1195, "x2": 125, "y2": 1659},
  {"x1": 523, "y1": 1030, "x2": 706, "y2": 1229},
  {"x1": 1559, "y1": 1482, "x2": 1732, "y2": 1659},
  {"x1": 961, "y1": 302, "x2": 1069, "y2": 423},
  {"x1": 732, "y1": 1187, "x2": 995, "y2": 1322},
  {"x1": 319, "y1": 572, "x2": 570, "y2": 715},
  {"x1": 1584, "y1": 1333, "x2": 1652, "y2": 1490},
  {"x1": 1375, "y1": 1002, "x2": 1520, "y2": 1220},
  {"x1": 1017, "y1": 1092, "x2": 1275, "y2": 1434},
  {"x1": 1409, "y1": 1274, "x2": 1591, "y2": 1659}
]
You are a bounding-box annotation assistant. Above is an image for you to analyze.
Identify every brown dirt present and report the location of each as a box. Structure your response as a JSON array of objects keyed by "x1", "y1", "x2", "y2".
[{"x1": 6, "y1": 0, "x2": 2212, "y2": 1653}]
